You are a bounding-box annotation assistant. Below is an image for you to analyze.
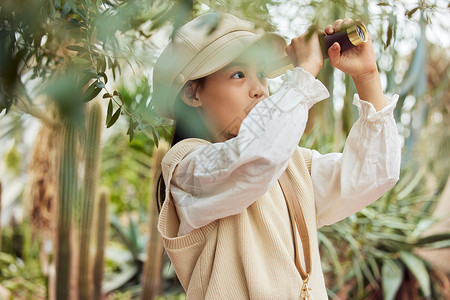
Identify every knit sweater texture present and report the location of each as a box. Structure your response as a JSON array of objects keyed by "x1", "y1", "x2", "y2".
[{"x1": 158, "y1": 138, "x2": 329, "y2": 299}]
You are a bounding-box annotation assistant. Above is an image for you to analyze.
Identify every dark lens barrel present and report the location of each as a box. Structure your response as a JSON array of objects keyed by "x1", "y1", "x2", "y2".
[
  {"x1": 320, "y1": 21, "x2": 368, "y2": 59},
  {"x1": 320, "y1": 31, "x2": 354, "y2": 59}
]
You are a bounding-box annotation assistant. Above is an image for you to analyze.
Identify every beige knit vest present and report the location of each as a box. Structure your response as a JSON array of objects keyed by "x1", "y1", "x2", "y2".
[{"x1": 158, "y1": 138, "x2": 328, "y2": 299}]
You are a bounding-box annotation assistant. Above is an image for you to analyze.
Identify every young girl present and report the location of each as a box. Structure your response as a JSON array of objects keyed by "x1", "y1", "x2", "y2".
[{"x1": 153, "y1": 12, "x2": 401, "y2": 299}]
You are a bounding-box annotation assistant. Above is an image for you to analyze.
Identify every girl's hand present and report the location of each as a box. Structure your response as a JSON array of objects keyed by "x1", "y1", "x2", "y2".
[
  {"x1": 326, "y1": 18, "x2": 386, "y2": 111},
  {"x1": 285, "y1": 30, "x2": 324, "y2": 77},
  {"x1": 325, "y1": 18, "x2": 378, "y2": 80}
]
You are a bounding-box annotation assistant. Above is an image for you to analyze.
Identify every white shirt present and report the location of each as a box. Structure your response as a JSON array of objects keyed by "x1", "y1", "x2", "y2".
[{"x1": 170, "y1": 68, "x2": 401, "y2": 236}]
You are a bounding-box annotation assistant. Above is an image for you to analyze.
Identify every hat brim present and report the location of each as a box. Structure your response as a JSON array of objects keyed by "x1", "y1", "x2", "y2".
[{"x1": 187, "y1": 32, "x2": 287, "y2": 81}]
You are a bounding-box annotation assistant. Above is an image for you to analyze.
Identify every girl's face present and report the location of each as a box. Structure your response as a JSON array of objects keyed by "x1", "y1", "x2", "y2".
[{"x1": 193, "y1": 60, "x2": 269, "y2": 141}]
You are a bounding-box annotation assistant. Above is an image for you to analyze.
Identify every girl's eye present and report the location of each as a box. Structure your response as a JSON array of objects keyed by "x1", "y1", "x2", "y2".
[{"x1": 231, "y1": 71, "x2": 245, "y2": 79}]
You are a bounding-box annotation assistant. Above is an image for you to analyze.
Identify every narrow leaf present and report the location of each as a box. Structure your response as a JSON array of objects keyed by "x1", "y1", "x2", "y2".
[
  {"x1": 107, "y1": 108, "x2": 121, "y2": 128},
  {"x1": 69, "y1": 18, "x2": 84, "y2": 28},
  {"x1": 61, "y1": 2, "x2": 71, "y2": 18},
  {"x1": 66, "y1": 45, "x2": 88, "y2": 53},
  {"x1": 97, "y1": 72, "x2": 108, "y2": 84},
  {"x1": 106, "y1": 99, "x2": 113, "y2": 125},
  {"x1": 113, "y1": 91, "x2": 123, "y2": 103},
  {"x1": 381, "y1": 259, "x2": 404, "y2": 300},
  {"x1": 399, "y1": 251, "x2": 431, "y2": 297},
  {"x1": 72, "y1": 56, "x2": 90, "y2": 65},
  {"x1": 127, "y1": 120, "x2": 135, "y2": 142},
  {"x1": 151, "y1": 125, "x2": 160, "y2": 148},
  {"x1": 103, "y1": 93, "x2": 112, "y2": 98},
  {"x1": 83, "y1": 67, "x2": 97, "y2": 77},
  {"x1": 94, "y1": 81, "x2": 105, "y2": 88},
  {"x1": 82, "y1": 83, "x2": 102, "y2": 102},
  {"x1": 416, "y1": 233, "x2": 450, "y2": 246}
]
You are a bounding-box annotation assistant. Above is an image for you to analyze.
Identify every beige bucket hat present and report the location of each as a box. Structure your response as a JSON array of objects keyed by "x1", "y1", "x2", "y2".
[{"x1": 152, "y1": 12, "x2": 287, "y2": 119}]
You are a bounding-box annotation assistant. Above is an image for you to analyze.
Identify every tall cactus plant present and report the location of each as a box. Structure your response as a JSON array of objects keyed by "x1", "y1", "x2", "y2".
[
  {"x1": 56, "y1": 119, "x2": 78, "y2": 300},
  {"x1": 141, "y1": 141, "x2": 169, "y2": 299},
  {"x1": 78, "y1": 101, "x2": 103, "y2": 299},
  {"x1": 93, "y1": 187, "x2": 110, "y2": 300}
]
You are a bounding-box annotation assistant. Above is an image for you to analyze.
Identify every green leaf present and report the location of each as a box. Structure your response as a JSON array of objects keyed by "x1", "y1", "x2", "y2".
[
  {"x1": 83, "y1": 67, "x2": 97, "y2": 77},
  {"x1": 397, "y1": 168, "x2": 424, "y2": 199},
  {"x1": 72, "y1": 55, "x2": 90, "y2": 65},
  {"x1": 381, "y1": 259, "x2": 404, "y2": 300},
  {"x1": 151, "y1": 125, "x2": 160, "y2": 147},
  {"x1": 107, "y1": 108, "x2": 121, "y2": 128},
  {"x1": 163, "y1": 126, "x2": 172, "y2": 139},
  {"x1": 414, "y1": 232, "x2": 450, "y2": 249},
  {"x1": 127, "y1": 120, "x2": 139, "y2": 143},
  {"x1": 61, "y1": 1, "x2": 72, "y2": 18},
  {"x1": 416, "y1": 233, "x2": 450, "y2": 246},
  {"x1": 69, "y1": 18, "x2": 84, "y2": 28},
  {"x1": 66, "y1": 45, "x2": 89, "y2": 53},
  {"x1": 127, "y1": 121, "x2": 135, "y2": 142},
  {"x1": 94, "y1": 81, "x2": 105, "y2": 88},
  {"x1": 113, "y1": 91, "x2": 124, "y2": 103},
  {"x1": 84, "y1": 87, "x2": 101, "y2": 102},
  {"x1": 97, "y1": 72, "x2": 108, "y2": 84},
  {"x1": 97, "y1": 55, "x2": 107, "y2": 72},
  {"x1": 82, "y1": 82, "x2": 102, "y2": 102},
  {"x1": 106, "y1": 99, "x2": 113, "y2": 125},
  {"x1": 399, "y1": 251, "x2": 431, "y2": 298}
]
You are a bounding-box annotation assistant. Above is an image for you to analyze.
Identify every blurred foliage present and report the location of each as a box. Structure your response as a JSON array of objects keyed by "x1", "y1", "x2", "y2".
[
  {"x1": 0, "y1": 218, "x2": 46, "y2": 299},
  {"x1": 318, "y1": 165, "x2": 450, "y2": 299}
]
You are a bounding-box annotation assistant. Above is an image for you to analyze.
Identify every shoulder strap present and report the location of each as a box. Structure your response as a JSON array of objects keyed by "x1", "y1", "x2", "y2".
[{"x1": 278, "y1": 172, "x2": 312, "y2": 280}]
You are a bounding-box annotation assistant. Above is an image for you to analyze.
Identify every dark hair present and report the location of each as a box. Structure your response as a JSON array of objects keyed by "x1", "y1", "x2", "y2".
[{"x1": 156, "y1": 78, "x2": 212, "y2": 212}]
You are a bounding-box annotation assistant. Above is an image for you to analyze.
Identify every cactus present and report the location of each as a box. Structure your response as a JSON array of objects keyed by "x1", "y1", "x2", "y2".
[
  {"x1": 78, "y1": 101, "x2": 103, "y2": 299},
  {"x1": 55, "y1": 119, "x2": 78, "y2": 300},
  {"x1": 93, "y1": 187, "x2": 110, "y2": 300},
  {"x1": 141, "y1": 141, "x2": 169, "y2": 299}
]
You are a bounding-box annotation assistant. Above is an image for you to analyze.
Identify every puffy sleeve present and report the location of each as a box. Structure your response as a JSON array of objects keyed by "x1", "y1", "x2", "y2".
[
  {"x1": 169, "y1": 68, "x2": 330, "y2": 236},
  {"x1": 312, "y1": 94, "x2": 401, "y2": 228}
]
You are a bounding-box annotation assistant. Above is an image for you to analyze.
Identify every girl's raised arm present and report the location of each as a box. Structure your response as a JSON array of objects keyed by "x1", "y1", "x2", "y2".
[{"x1": 169, "y1": 68, "x2": 329, "y2": 236}]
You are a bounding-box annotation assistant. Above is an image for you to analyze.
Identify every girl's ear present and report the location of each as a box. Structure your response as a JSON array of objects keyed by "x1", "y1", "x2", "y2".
[{"x1": 181, "y1": 81, "x2": 202, "y2": 108}]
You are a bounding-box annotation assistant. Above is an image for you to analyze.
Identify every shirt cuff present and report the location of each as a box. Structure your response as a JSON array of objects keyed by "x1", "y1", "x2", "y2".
[
  {"x1": 281, "y1": 67, "x2": 330, "y2": 109},
  {"x1": 353, "y1": 93, "x2": 399, "y2": 122}
]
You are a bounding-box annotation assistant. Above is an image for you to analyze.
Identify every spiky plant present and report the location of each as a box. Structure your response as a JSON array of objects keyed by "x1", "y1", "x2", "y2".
[
  {"x1": 78, "y1": 101, "x2": 103, "y2": 299},
  {"x1": 93, "y1": 187, "x2": 110, "y2": 300},
  {"x1": 55, "y1": 119, "x2": 78, "y2": 300}
]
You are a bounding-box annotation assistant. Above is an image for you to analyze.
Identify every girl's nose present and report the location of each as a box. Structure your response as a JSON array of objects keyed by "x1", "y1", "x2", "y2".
[{"x1": 249, "y1": 79, "x2": 266, "y2": 99}]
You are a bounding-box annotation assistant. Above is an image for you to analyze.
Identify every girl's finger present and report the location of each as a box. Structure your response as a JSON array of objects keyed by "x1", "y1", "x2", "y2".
[
  {"x1": 328, "y1": 42, "x2": 341, "y2": 66},
  {"x1": 343, "y1": 18, "x2": 353, "y2": 25},
  {"x1": 325, "y1": 25, "x2": 334, "y2": 34},
  {"x1": 334, "y1": 19, "x2": 343, "y2": 31}
]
